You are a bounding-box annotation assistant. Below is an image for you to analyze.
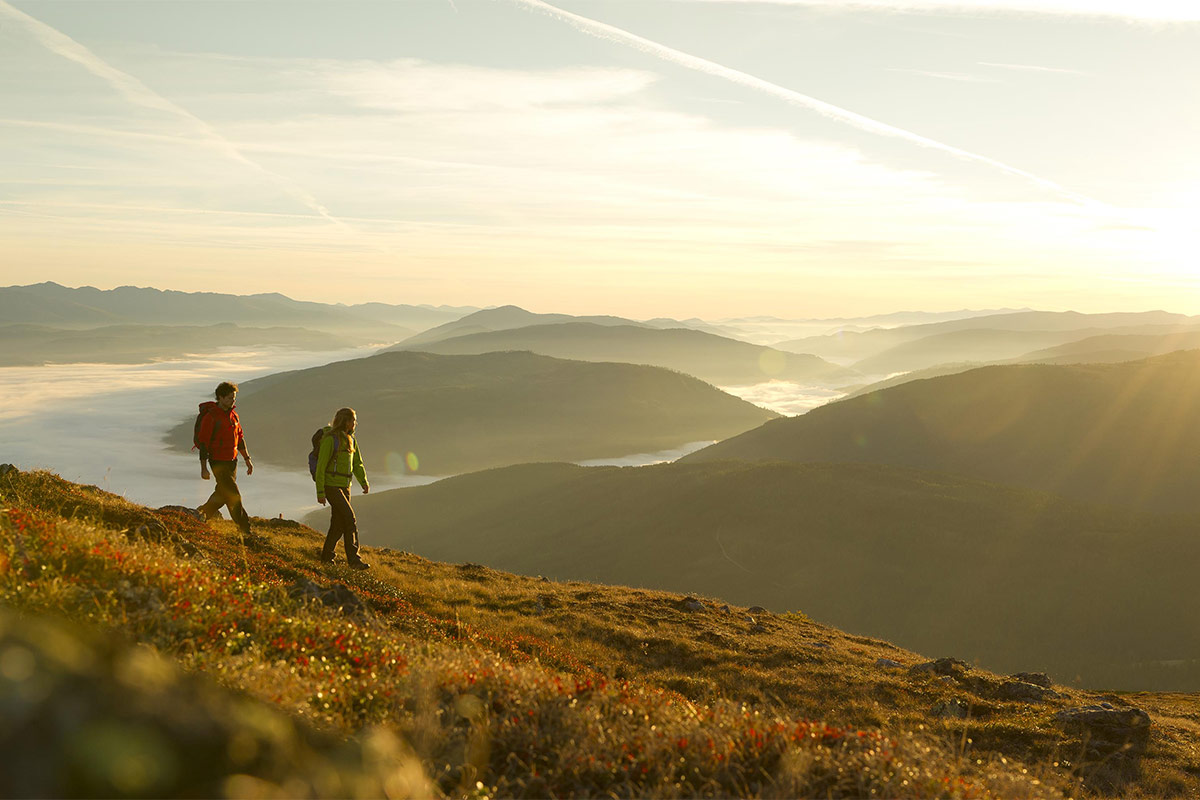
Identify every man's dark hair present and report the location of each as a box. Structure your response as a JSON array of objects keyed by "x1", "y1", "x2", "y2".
[{"x1": 214, "y1": 381, "x2": 239, "y2": 399}]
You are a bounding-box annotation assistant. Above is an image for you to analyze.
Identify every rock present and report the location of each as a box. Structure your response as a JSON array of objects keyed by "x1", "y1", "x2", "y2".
[
  {"x1": 156, "y1": 505, "x2": 198, "y2": 518},
  {"x1": 681, "y1": 597, "x2": 705, "y2": 612},
  {"x1": 131, "y1": 521, "x2": 170, "y2": 542},
  {"x1": 998, "y1": 680, "x2": 1059, "y2": 702},
  {"x1": 876, "y1": 658, "x2": 905, "y2": 670},
  {"x1": 748, "y1": 606, "x2": 768, "y2": 614},
  {"x1": 720, "y1": 605, "x2": 731, "y2": 614},
  {"x1": 287, "y1": 579, "x2": 369, "y2": 618},
  {"x1": 909, "y1": 657, "x2": 970, "y2": 678},
  {"x1": 0, "y1": 463, "x2": 19, "y2": 477},
  {"x1": 1010, "y1": 671, "x2": 1052, "y2": 688},
  {"x1": 1054, "y1": 704, "x2": 1151, "y2": 736},
  {"x1": 931, "y1": 698, "x2": 970, "y2": 719}
]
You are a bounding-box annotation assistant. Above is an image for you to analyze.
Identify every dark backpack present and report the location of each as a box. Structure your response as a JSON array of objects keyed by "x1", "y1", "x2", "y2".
[
  {"x1": 308, "y1": 427, "x2": 340, "y2": 481},
  {"x1": 193, "y1": 404, "x2": 217, "y2": 458}
]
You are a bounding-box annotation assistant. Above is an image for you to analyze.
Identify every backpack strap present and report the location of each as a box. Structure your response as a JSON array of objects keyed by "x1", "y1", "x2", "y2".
[{"x1": 323, "y1": 431, "x2": 353, "y2": 478}]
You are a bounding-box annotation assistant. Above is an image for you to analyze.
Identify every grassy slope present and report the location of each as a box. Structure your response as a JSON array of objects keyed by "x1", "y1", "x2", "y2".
[
  {"x1": 167, "y1": 350, "x2": 778, "y2": 477},
  {"x1": 0, "y1": 322, "x2": 356, "y2": 366},
  {"x1": 336, "y1": 459, "x2": 1200, "y2": 691},
  {"x1": 390, "y1": 322, "x2": 859, "y2": 386},
  {"x1": 685, "y1": 350, "x2": 1200, "y2": 514},
  {"x1": 10, "y1": 467, "x2": 1200, "y2": 798}
]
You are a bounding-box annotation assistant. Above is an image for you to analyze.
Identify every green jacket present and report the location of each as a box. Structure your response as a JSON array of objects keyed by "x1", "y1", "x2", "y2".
[{"x1": 315, "y1": 428, "x2": 368, "y2": 500}]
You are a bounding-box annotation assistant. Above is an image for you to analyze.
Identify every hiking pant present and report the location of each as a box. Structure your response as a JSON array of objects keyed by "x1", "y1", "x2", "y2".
[
  {"x1": 322, "y1": 486, "x2": 361, "y2": 563},
  {"x1": 200, "y1": 460, "x2": 251, "y2": 535}
]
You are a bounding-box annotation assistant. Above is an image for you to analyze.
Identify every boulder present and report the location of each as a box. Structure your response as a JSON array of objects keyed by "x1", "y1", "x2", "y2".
[
  {"x1": 931, "y1": 698, "x2": 970, "y2": 719},
  {"x1": 1054, "y1": 704, "x2": 1151, "y2": 736},
  {"x1": 998, "y1": 680, "x2": 1060, "y2": 702},
  {"x1": 910, "y1": 657, "x2": 970, "y2": 678},
  {"x1": 1010, "y1": 671, "x2": 1053, "y2": 688},
  {"x1": 288, "y1": 579, "x2": 370, "y2": 618}
]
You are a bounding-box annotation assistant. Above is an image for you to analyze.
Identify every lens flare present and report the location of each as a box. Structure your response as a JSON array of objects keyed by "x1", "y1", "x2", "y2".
[
  {"x1": 405, "y1": 451, "x2": 420, "y2": 473},
  {"x1": 384, "y1": 451, "x2": 407, "y2": 477}
]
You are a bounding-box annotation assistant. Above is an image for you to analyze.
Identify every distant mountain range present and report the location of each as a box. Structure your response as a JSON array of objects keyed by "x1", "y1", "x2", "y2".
[
  {"x1": 774, "y1": 310, "x2": 1200, "y2": 371},
  {"x1": 0, "y1": 323, "x2": 355, "y2": 367},
  {"x1": 169, "y1": 350, "x2": 778, "y2": 476},
  {"x1": 684, "y1": 349, "x2": 1200, "y2": 513},
  {"x1": 340, "y1": 458, "x2": 1200, "y2": 690},
  {"x1": 391, "y1": 318, "x2": 859, "y2": 387},
  {"x1": 0, "y1": 282, "x2": 475, "y2": 341}
]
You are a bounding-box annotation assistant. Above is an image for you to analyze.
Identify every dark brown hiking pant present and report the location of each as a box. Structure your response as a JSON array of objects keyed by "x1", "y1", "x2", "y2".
[
  {"x1": 322, "y1": 486, "x2": 361, "y2": 563},
  {"x1": 200, "y1": 460, "x2": 251, "y2": 535}
]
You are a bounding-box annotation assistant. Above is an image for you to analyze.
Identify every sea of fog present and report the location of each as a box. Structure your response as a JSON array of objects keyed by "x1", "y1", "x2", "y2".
[{"x1": 4, "y1": 349, "x2": 845, "y2": 521}]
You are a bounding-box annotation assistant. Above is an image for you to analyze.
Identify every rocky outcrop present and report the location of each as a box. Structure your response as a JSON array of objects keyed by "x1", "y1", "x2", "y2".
[{"x1": 288, "y1": 578, "x2": 371, "y2": 618}]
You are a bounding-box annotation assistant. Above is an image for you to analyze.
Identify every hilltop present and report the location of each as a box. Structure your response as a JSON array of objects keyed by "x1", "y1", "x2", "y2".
[
  {"x1": 397, "y1": 304, "x2": 648, "y2": 348},
  {"x1": 684, "y1": 350, "x2": 1200, "y2": 513},
  {"x1": 389, "y1": 321, "x2": 859, "y2": 387},
  {"x1": 167, "y1": 350, "x2": 778, "y2": 476},
  {"x1": 7, "y1": 465, "x2": 1199, "y2": 797},
  {"x1": 337, "y1": 459, "x2": 1200, "y2": 691}
]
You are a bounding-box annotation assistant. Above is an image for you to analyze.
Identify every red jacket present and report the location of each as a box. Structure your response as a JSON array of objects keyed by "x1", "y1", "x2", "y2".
[{"x1": 196, "y1": 401, "x2": 247, "y2": 462}]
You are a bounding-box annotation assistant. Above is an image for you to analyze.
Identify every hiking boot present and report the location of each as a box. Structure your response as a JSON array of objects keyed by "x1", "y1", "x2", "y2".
[
  {"x1": 349, "y1": 560, "x2": 371, "y2": 571},
  {"x1": 193, "y1": 506, "x2": 208, "y2": 522},
  {"x1": 319, "y1": 551, "x2": 336, "y2": 564}
]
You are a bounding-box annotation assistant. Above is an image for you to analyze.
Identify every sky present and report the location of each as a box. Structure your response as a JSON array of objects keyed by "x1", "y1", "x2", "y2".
[{"x1": 1, "y1": 0, "x2": 1198, "y2": 319}]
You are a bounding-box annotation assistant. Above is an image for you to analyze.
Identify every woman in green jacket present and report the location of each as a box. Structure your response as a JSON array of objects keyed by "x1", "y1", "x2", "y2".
[{"x1": 316, "y1": 407, "x2": 371, "y2": 568}]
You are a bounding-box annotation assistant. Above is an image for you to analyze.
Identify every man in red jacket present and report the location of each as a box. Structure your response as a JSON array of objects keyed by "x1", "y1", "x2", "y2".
[{"x1": 196, "y1": 381, "x2": 255, "y2": 537}]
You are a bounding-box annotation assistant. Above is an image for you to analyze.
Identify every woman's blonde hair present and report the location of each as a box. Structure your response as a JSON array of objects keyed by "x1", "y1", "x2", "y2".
[{"x1": 329, "y1": 407, "x2": 356, "y2": 446}]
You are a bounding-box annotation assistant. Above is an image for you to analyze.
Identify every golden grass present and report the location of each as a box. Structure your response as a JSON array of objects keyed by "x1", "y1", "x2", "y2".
[{"x1": 3, "y1": 467, "x2": 1198, "y2": 797}]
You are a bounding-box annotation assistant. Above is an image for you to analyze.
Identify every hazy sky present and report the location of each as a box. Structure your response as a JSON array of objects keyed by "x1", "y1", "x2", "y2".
[{"x1": 2, "y1": 0, "x2": 1197, "y2": 318}]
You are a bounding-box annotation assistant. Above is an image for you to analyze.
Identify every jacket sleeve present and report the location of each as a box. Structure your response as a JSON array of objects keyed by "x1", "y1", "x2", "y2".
[
  {"x1": 315, "y1": 435, "x2": 333, "y2": 499},
  {"x1": 352, "y1": 438, "x2": 368, "y2": 490},
  {"x1": 235, "y1": 417, "x2": 248, "y2": 457},
  {"x1": 197, "y1": 411, "x2": 215, "y2": 462}
]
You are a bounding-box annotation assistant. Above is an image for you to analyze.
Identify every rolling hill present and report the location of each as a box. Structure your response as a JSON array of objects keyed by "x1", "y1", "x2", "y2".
[
  {"x1": 396, "y1": 304, "x2": 645, "y2": 348},
  {"x1": 774, "y1": 310, "x2": 1199, "y2": 364},
  {"x1": 167, "y1": 350, "x2": 778, "y2": 476},
  {"x1": 683, "y1": 350, "x2": 1200, "y2": 514},
  {"x1": 389, "y1": 322, "x2": 859, "y2": 386},
  {"x1": 1014, "y1": 330, "x2": 1200, "y2": 365},
  {"x1": 337, "y1": 459, "x2": 1200, "y2": 691},
  {"x1": 848, "y1": 328, "x2": 1104, "y2": 375}
]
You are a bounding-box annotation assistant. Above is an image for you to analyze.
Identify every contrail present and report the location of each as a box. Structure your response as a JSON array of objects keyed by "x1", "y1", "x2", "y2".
[
  {"x1": 503, "y1": 0, "x2": 1101, "y2": 207},
  {"x1": 674, "y1": 0, "x2": 1200, "y2": 23},
  {"x1": 0, "y1": 1, "x2": 357, "y2": 233}
]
